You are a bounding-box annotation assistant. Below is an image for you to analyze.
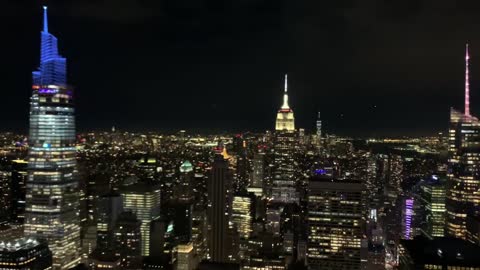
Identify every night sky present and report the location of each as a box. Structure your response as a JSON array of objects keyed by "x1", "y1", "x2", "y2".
[{"x1": 3, "y1": 0, "x2": 480, "y2": 136}]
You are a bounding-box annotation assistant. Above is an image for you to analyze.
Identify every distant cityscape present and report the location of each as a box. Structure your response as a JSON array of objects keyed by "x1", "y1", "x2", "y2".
[{"x1": 3, "y1": 5, "x2": 480, "y2": 270}]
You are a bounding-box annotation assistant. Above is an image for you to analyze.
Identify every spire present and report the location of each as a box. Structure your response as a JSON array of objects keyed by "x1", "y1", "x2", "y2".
[
  {"x1": 465, "y1": 43, "x2": 471, "y2": 116},
  {"x1": 43, "y1": 6, "x2": 48, "y2": 33},
  {"x1": 281, "y1": 74, "x2": 290, "y2": 109}
]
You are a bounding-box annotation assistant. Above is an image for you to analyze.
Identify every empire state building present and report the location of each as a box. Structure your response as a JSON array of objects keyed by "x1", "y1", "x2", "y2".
[
  {"x1": 271, "y1": 74, "x2": 298, "y2": 203},
  {"x1": 24, "y1": 6, "x2": 81, "y2": 269}
]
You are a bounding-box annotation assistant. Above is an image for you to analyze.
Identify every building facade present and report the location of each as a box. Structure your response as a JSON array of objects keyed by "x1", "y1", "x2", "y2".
[
  {"x1": 272, "y1": 74, "x2": 297, "y2": 204},
  {"x1": 207, "y1": 155, "x2": 233, "y2": 262},
  {"x1": 307, "y1": 176, "x2": 366, "y2": 270},
  {"x1": 121, "y1": 182, "x2": 161, "y2": 256},
  {"x1": 24, "y1": 6, "x2": 81, "y2": 269},
  {"x1": 0, "y1": 238, "x2": 53, "y2": 270}
]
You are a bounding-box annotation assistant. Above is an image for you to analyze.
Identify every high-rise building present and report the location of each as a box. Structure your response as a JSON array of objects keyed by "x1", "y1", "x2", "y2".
[
  {"x1": 175, "y1": 242, "x2": 197, "y2": 270},
  {"x1": 0, "y1": 238, "x2": 53, "y2": 270},
  {"x1": 401, "y1": 197, "x2": 419, "y2": 240},
  {"x1": 446, "y1": 44, "x2": 480, "y2": 239},
  {"x1": 0, "y1": 168, "x2": 11, "y2": 223},
  {"x1": 307, "y1": 176, "x2": 366, "y2": 270},
  {"x1": 272, "y1": 74, "x2": 297, "y2": 203},
  {"x1": 24, "y1": 6, "x2": 81, "y2": 269},
  {"x1": 11, "y1": 159, "x2": 28, "y2": 224},
  {"x1": 231, "y1": 195, "x2": 253, "y2": 240},
  {"x1": 418, "y1": 175, "x2": 446, "y2": 238},
  {"x1": 192, "y1": 205, "x2": 208, "y2": 262},
  {"x1": 251, "y1": 152, "x2": 264, "y2": 189},
  {"x1": 207, "y1": 155, "x2": 233, "y2": 263},
  {"x1": 113, "y1": 211, "x2": 142, "y2": 269},
  {"x1": 316, "y1": 112, "x2": 322, "y2": 142},
  {"x1": 173, "y1": 161, "x2": 195, "y2": 243},
  {"x1": 96, "y1": 192, "x2": 123, "y2": 250},
  {"x1": 121, "y1": 182, "x2": 161, "y2": 256}
]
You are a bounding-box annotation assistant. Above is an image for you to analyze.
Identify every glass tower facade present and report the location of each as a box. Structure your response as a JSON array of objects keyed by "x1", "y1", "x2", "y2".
[
  {"x1": 121, "y1": 182, "x2": 161, "y2": 256},
  {"x1": 446, "y1": 109, "x2": 480, "y2": 239},
  {"x1": 24, "y1": 6, "x2": 81, "y2": 270},
  {"x1": 307, "y1": 176, "x2": 366, "y2": 270}
]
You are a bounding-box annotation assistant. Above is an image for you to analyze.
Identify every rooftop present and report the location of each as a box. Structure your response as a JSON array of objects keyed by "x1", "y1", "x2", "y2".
[
  {"x1": 0, "y1": 237, "x2": 44, "y2": 252},
  {"x1": 401, "y1": 236, "x2": 480, "y2": 266}
]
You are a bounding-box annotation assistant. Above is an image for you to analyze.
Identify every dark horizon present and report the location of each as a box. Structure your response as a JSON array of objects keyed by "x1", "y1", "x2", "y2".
[{"x1": 3, "y1": 0, "x2": 480, "y2": 136}]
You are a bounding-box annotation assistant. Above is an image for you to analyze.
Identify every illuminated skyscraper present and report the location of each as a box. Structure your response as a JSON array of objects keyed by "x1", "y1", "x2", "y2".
[
  {"x1": 316, "y1": 111, "x2": 322, "y2": 146},
  {"x1": 0, "y1": 168, "x2": 11, "y2": 223},
  {"x1": 307, "y1": 176, "x2": 366, "y2": 270},
  {"x1": 418, "y1": 176, "x2": 446, "y2": 238},
  {"x1": 24, "y1": 6, "x2": 81, "y2": 269},
  {"x1": 446, "y1": 44, "x2": 480, "y2": 239},
  {"x1": 231, "y1": 195, "x2": 253, "y2": 239},
  {"x1": 271, "y1": 74, "x2": 297, "y2": 203},
  {"x1": 175, "y1": 243, "x2": 198, "y2": 270},
  {"x1": 121, "y1": 182, "x2": 161, "y2": 256}
]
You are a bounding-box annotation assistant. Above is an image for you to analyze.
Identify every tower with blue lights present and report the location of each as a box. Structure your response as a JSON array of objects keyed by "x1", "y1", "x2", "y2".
[{"x1": 24, "y1": 6, "x2": 81, "y2": 269}]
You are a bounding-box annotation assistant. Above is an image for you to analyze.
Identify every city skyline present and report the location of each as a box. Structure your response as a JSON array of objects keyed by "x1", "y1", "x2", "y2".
[
  {"x1": 3, "y1": 4, "x2": 480, "y2": 269},
  {"x1": 4, "y1": 1, "x2": 480, "y2": 136}
]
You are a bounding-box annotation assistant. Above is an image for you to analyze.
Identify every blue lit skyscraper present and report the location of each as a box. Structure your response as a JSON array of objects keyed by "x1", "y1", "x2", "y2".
[{"x1": 24, "y1": 6, "x2": 81, "y2": 270}]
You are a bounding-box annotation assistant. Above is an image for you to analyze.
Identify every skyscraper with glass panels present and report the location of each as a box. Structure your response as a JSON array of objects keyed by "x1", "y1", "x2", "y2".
[
  {"x1": 446, "y1": 44, "x2": 480, "y2": 239},
  {"x1": 307, "y1": 176, "x2": 366, "y2": 270},
  {"x1": 121, "y1": 182, "x2": 161, "y2": 256},
  {"x1": 24, "y1": 6, "x2": 81, "y2": 270}
]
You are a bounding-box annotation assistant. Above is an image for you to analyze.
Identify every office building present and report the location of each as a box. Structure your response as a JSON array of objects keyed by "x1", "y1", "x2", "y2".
[
  {"x1": 446, "y1": 44, "x2": 480, "y2": 239},
  {"x1": 418, "y1": 175, "x2": 446, "y2": 238},
  {"x1": 307, "y1": 176, "x2": 366, "y2": 270},
  {"x1": 24, "y1": 6, "x2": 81, "y2": 269},
  {"x1": 113, "y1": 211, "x2": 142, "y2": 269},
  {"x1": 121, "y1": 182, "x2": 161, "y2": 256},
  {"x1": 11, "y1": 159, "x2": 28, "y2": 224},
  {"x1": 0, "y1": 238, "x2": 52, "y2": 270},
  {"x1": 96, "y1": 192, "x2": 124, "y2": 250},
  {"x1": 272, "y1": 74, "x2": 297, "y2": 203},
  {"x1": 207, "y1": 155, "x2": 233, "y2": 262},
  {"x1": 175, "y1": 243, "x2": 197, "y2": 270},
  {"x1": 231, "y1": 195, "x2": 253, "y2": 240},
  {"x1": 0, "y1": 168, "x2": 11, "y2": 222},
  {"x1": 316, "y1": 112, "x2": 322, "y2": 143}
]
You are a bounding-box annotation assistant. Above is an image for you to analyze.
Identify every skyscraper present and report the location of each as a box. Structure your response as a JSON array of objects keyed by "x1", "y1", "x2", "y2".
[
  {"x1": 11, "y1": 159, "x2": 28, "y2": 224},
  {"x1": 175, "y1": 242, "x2": 198, "y2": 270},
  {"x1": 446, "y1": 44, "x2": 480, "y2": 239},
  {"x1": 271, "y1": 74, "x2": 297, "y2": 203},
  {"x1": 0, "y1": 168, "x2": 11, "y2": 223},
  {"x1": 316, "y1": 111, "x2": 322, "y2": 146},
  {"x1": 207, "y1": 155, "x2": 233, "y2": 262},
  {"x1": 96, "y1": 192, "x2": 124, "y2": 251},
  {"x1": 113, "y1": 211, "x2": 142, "y2": 269},
  {"x1": 121, "y1": 182, "x2": 161, "y2": 256},
  {"x1": 418, "y1": 175, "x2": 446, "y2": 238},
  {"x1": 231, "y1": 195, "x2": 253, "y2": 239},
  {"x1": 307, "y1": 176, "x2": 366, "y2": 270},
  {"x1": 24, "y1": 6, "x2": 81, "y2": 269}
]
